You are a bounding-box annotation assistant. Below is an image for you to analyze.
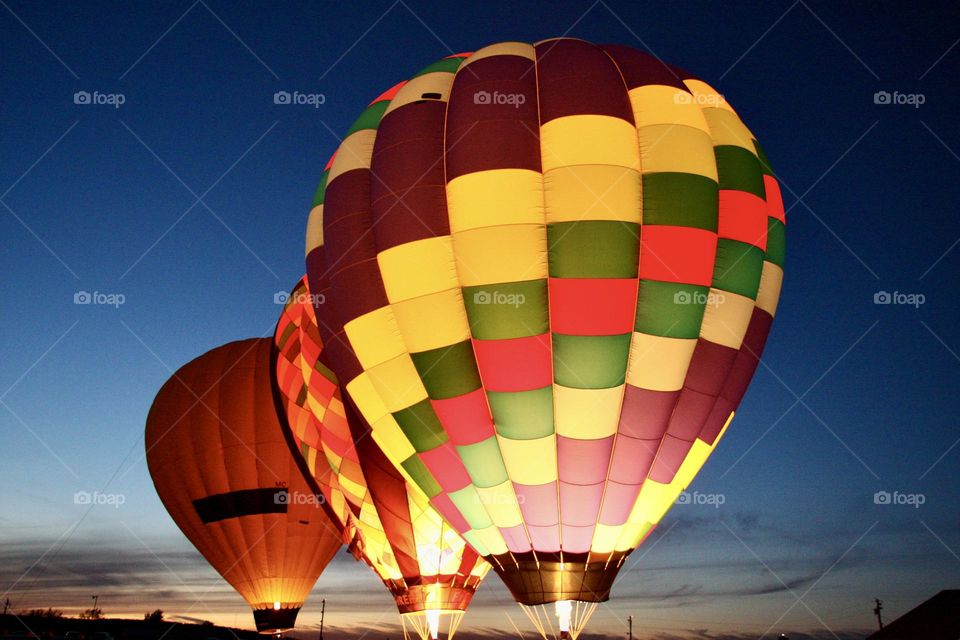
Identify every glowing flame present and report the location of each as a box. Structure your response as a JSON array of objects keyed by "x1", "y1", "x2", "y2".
[
  {"x1": 273, "y1": 601, "x2": 281, "y2": 611},
  {"x1": 555, "y1": 600, "x2": 572, "y2": 633},
  {"x1": 426, "y1": 609, "x2": 441, "y2": 640}
]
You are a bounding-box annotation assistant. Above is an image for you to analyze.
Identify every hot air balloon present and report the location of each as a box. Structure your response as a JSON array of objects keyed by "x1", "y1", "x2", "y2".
[
  {"x1": 274, "y1": 278, "x2": 490, "y2": 640},
  {"x1": 146, "y1": 339, "x2": 344, "y2": 634},
  {"x1": 304, "y1": 39, "x2": 785, "y2": 639}
]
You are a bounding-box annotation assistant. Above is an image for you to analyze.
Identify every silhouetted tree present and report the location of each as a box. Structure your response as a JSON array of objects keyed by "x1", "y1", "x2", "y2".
[
  {"x1": 23, "y1": 608, "x2": 64, "y2": 618},
  {"x1": 144, "y1": 610, "x2": 164, "y2": 623}
]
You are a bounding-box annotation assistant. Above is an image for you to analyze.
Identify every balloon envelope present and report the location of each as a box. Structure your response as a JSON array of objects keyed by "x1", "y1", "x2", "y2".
[
  {"x1": 305, "y1": 39, "x2": 785, "y2": 607},
  {"x1": 145, "y1": 338, "x2": 343, "y2": 633},
  {"x1": 274, "y1": 278, "x2": 489, "y2": 632}
]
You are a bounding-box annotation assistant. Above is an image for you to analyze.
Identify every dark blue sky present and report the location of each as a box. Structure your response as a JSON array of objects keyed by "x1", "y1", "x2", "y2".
[{"x1": 2, "y1": 1, "x2": 959, "y2": 638}]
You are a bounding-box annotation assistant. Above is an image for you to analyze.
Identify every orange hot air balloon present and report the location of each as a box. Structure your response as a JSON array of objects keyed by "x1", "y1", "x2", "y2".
[
  {"x1": 274, "y1": 278, "x2": 490, "y2": 640},
  {"x1": 146, "y1": 338, "x2": 343, "y2": 634},
  {"x1": 304, "y1": 40, "x2": 785, "y2": 639}
]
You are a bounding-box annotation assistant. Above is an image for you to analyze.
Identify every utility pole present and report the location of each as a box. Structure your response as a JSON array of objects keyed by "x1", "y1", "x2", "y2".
[
  {"x1": 91, "y1": 595, "x2": 99, "y2": 617},
  {"x1": 627, "y1": 615, "x2": 633, "y2": 640},
  {"x1": 3, "y1": 598, "x2": 10, "y2": 615},
  {"x1": 873, "y1": 598, "x2": 884, "y2": 630},
  {"x1": 319, "y1": 599, "x2": 326, "y2": 640}
]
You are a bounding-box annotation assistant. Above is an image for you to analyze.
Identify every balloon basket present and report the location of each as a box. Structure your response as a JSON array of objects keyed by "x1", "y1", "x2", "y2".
[{"x1": 252, "y1": 605, "x2": 301, "y2": 634}]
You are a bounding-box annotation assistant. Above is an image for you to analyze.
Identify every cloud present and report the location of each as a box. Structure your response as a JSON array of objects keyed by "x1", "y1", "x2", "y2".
[
  {"x1": 0, "y1": 523, "x2": 900, "y2": 640},
  {"x1": 0, "y1": 532, "x2": 443, "y2": 621},
  {"x1": 286, "y1": 625, "x2": 873, "y2": 640},
  {"x1": 170, "y1": 615, "x2": 218, "y2": 625}
]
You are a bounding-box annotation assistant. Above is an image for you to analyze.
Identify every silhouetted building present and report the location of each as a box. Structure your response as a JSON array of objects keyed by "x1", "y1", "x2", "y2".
[{"x1": 866, "y1": 590, "x2": 960, "y2": 640}]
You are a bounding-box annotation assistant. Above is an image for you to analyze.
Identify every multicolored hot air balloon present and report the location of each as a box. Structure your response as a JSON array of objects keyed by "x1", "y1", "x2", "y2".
[
  {"x1": 146, "y1": 339, "x2": 344, "y2": 634},
  {"x1": 303, "y1": 38, "x2": 785, "y2": 639},
  {"x1": 274, "y1": 279, "x2": 490, "y2": 640}
]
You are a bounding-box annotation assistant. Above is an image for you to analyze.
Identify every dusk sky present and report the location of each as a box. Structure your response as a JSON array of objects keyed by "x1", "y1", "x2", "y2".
[{"x1": 2, "y1": 2, "x2": 959, "y2": 639}]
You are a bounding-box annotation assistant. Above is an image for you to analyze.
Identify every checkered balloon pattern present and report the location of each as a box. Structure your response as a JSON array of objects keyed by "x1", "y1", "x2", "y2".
[
  {"x1": 274, "y1": 277, "x2": 490, "y2": 615},
  {"x1": 303, "y1": 39, "x2": 784, "y2": 605}
]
